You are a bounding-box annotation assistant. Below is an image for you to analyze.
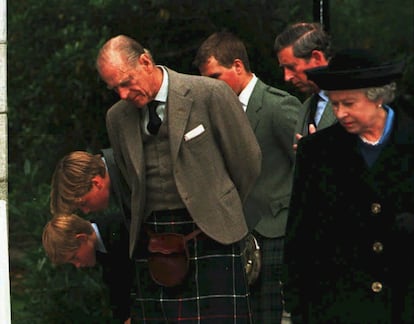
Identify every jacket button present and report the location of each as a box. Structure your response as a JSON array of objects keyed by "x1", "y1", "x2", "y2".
[
  {"x1": 371, "y1": 281, "x2": 383, "y2": 293},
  {"x1": 372, "y1": 241, "x2": 384, "y2": 253},
  {"x1": 371, "y1": 203, "x2": 381, "y2": 214}
]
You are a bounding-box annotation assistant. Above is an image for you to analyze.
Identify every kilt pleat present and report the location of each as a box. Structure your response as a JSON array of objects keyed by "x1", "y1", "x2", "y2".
[{"x1": 131, "y1": 210, "x2": 253, "y2": 323}]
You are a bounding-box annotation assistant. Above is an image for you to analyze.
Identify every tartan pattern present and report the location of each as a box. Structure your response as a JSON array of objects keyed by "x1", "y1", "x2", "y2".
[
  {"x1": 249, "y1": 232, "x2": 284, "y2": 324},
  {"x1": 131, "y1": 210, "x2": 253, "y2": 323}
]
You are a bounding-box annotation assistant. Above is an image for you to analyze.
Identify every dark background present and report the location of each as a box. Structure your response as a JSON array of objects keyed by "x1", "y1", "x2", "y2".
[{"x1": 8, "y1": 0, "x2": 414, "y2": 322}]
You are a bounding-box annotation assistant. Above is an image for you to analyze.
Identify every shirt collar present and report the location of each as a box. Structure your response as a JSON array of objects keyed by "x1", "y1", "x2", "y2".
[
  {"x1": 153, "y1": 66, "x2": 169, "y2": 103},
  {"x1": 380, "y1": 105, "x2": 394, "y2": 144},
  {"x1": 318, "y1": 90, "x2": 328, "y2": 102},
  {"x1": 239, "y1": 74, "x2": 258, "y2": 111},
  {"x1": 91, "y1": 223, "x2": 107, "y2": 253}
]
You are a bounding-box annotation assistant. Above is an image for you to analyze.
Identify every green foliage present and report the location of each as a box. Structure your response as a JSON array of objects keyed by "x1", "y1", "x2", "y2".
[
  {"x1": 12, "y1": 246, "x2": 112, "y2": 324},
  {"x1": 330, "y1": 0, "x2": 414, "y2": 59},
  {"x1": 7, "y1": 0, "x2": 414, "y2": 322}
]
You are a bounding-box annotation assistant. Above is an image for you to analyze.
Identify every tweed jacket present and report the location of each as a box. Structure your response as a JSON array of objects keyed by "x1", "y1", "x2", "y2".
[
  {"x1": 284, "y1": 109, "x2": 414, "y2": 323},
  {"x1": 243, "y1": 79, "x2": 300, "y2": 237},
  {"x1": 293, "y1": 92, "x2": 336, "y2": 145},
  {"x1": 106, "y1": 67, "x2": 262, "y2": 257}
]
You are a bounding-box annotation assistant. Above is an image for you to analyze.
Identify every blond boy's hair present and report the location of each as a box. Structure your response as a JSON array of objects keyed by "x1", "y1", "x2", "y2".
[
  {"x1": 50, "y1": 151, "x2": 106, "y2": 214},
  {"x1": 42, "y1": 214, "x2": 93, "y2": 265}
]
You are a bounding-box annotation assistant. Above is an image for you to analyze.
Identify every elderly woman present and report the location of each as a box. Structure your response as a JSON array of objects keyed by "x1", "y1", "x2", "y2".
[{"x1": 283, "y1": 49, "x2": 414, "y2": 324}]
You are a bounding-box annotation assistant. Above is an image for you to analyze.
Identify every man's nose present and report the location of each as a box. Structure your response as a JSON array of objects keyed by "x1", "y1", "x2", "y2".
[
  {"x1": 284, "y1": 68, "x2": 294, "y2": 82},
  {"x1": 117, "y1": 87, "x2": 129, "y2": 100}
]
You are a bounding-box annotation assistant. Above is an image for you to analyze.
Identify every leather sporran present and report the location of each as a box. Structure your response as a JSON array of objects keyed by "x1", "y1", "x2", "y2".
[
  {"x1": 147, "y1": 229, "x2": 201, "y2": 287},
  {"x1": 243, "y1": 233, "x2": 262, "y2": 285}
]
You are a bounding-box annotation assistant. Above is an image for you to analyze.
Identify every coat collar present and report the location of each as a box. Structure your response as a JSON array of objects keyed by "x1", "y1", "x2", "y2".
[
  {"x1": 163, "y1": 68, "x2": 193, "y2": 162},
  {"x1": 245, "y1": 79, "x2": 266, "y2": 130}
]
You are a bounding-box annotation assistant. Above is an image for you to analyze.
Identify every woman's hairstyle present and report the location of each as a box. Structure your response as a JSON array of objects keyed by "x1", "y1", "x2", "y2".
[{"x1": 366, "y1": 82, "x2": 397, "y2": 104}]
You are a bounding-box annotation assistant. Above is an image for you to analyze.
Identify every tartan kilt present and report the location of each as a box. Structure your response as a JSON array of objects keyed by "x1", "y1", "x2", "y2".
[
  {"x1": 248, "y1": 232, "x2": 284, "y2": 324},
  {"x1": 131, "y1": 209, "x2": 253, "y2": 323}
]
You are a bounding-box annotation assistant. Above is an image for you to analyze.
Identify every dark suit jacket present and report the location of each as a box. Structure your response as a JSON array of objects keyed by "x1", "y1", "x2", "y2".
[
  {"x1": 102, "y1": 148, "x2": 131, "y2": 230},
  {"x1": 94, "y1": 214, "x2": 133, "y2": 323},
  {"x1": 244, "y1": 79, "x2": 300, "y2": 237},
  {"x1": 293, "y1": 93, "x2": 336, "y2": 145},
  {"x1": 106, "y1": 67, "x2": 262, "y2": 257},
  {"x1": 284, "y1": 109, "x2": 414, "y2": 323},
  {"x1": 92, "y1": 148, "x2": 133, "y2": 322}
]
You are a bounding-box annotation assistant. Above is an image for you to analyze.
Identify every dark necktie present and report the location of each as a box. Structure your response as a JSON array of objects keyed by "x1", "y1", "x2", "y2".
[
  {"x1": 308, "y1": 94, "x2": 320, "y2": 126},
  {"x1": 147, "y1": 100, "x2": 162, "y2": 135}
]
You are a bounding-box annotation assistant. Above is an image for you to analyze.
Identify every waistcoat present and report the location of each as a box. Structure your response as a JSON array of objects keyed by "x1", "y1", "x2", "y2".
[{"x1": 143, "y1": 118, "x2": 185, "y2": 216}]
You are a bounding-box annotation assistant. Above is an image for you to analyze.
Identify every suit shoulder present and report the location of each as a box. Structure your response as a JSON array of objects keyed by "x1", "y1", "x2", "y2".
[
  {"x1": 266, "y1": 86, "x2": 294, "y2": 97},
  {"x1": 258, "y1": 80, "x2": 297, "y2": 99},
  {"x1": 107, "y1": 100, "x2": 133, "y2": 117},
  {"x1": 258, "y1": 82, "x2": 302, "y2": 107},
  {"x1": 167, "y1": 68, "x2": 218, "y2": 87},
  {"x1": 169, "y1": 69, "x2": 233, "y2": 97}
]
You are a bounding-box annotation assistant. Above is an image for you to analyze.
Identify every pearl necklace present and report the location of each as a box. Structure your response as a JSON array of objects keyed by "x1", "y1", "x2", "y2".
[{"x1": 359, "y1": 135, "x2": 380, "y2": 146}]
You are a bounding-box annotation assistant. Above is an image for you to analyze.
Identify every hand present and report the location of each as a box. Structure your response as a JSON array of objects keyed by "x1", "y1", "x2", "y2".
[
  {"x1": 124, "y1": 318, "x2": 131, "y2": 324},
  {"x1": 292, "y1": 124, "x2": 317, "y2": 152},
  {"x1": 308, "y1": 123, "x2": 317, "y2": 135}
]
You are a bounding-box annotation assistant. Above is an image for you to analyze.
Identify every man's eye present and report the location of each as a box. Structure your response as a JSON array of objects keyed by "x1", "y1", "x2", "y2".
[{"x1": 119, "y1": 80, "x2": 131, "y2": 87}]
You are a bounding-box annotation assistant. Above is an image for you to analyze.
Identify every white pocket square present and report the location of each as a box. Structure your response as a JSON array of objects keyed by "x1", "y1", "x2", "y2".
[{"x1": 184, "y1": 124, "x2": 205, "y2": 141}]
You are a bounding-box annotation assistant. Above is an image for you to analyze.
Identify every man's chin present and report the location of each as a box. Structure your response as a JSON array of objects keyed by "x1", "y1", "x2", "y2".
[{"x1": 130, "y1": 96, "x2": 147, "y2": 108}]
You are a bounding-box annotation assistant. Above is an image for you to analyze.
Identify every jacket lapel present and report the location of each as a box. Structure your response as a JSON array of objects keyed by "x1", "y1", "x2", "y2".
[
  {"x1": 245, "y1": 80, "x2": 263, "y2": 131},
  {"x1": 122, "y1": 103, "x2": 145, "y2": 178},
  {"x1": 165, "y1": 68, "x2": 192, "y2": 163},
  {"x1": 318, "y1": 101, "x2": 337, "y2": 129}
]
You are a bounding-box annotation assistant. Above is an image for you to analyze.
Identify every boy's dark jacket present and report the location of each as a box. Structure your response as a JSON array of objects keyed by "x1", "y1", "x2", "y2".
[
  {"x1": 95, "y1": 148, "x2": 133, "y2": 322},
  {"x1": 94, "y1": 214, "x2": 132, "y2": 322}
]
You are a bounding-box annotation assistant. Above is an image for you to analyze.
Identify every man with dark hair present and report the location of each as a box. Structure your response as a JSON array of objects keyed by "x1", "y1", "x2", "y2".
[
  {"x1": 274, "y1": 22, "x2": 337, "y2": 149},
  {"x1": 194, "y1": 31, "x2": 301, "y2": 324}
]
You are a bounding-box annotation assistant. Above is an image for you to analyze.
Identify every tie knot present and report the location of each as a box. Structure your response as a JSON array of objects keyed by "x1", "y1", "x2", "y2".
[
  {"x1": 147, "y1": 101, "x2": 162, "y2": 135},
  {"x1": 148, "y1": 100, "x2": 160, "y2": 110}
]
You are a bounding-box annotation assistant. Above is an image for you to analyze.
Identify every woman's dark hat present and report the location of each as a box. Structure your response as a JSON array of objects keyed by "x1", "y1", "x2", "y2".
[{"x1": 305, "y1": 48, "x2": 405, "y2": 90}]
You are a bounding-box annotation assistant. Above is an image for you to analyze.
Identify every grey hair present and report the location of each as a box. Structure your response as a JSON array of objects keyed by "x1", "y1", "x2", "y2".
[
  {"x1": 325, "y1": 82, "x2": 397, "y2": 104},
  {"x1": 366, "y1": 82, "x2": 397, "y2": 104},
  {"x1": 96, "y1": 35, "x2": 149, "y2": 71}
]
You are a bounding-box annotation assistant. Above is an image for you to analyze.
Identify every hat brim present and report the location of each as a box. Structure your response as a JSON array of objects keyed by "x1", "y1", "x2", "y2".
[{"x1": 306, "y1": 61, "x2": 405, "y2": 90}]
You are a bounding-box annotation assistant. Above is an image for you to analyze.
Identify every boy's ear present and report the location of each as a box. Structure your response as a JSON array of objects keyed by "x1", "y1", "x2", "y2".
[
  {"x1": 91, "y1": 175, "x2": 103, "y2": 189},
  {"x1": 75, "y1": 233, "x2": 88, "y2": 243}
]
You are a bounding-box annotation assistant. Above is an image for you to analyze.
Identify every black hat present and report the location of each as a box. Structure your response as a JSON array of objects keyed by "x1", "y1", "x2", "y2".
[{"x1": 305, "y1": 48, "x2": 405, "y2": 90}]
